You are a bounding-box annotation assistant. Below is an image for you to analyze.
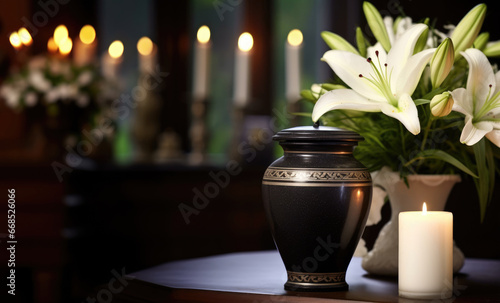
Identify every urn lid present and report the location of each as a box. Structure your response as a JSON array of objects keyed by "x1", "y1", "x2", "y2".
[{"x1": 273, "y1": 126, "x2": 363, "y2": 143}]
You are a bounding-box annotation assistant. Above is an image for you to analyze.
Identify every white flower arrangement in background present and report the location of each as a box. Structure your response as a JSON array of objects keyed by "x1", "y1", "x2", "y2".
[{"x1": 0, "y1": 54, "x2": 118, "y2": 113}]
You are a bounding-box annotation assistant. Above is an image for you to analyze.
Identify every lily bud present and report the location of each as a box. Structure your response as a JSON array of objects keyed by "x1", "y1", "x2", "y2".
[
  {"x1": 474, "y1": 32, "x2": 489, "y2": 50},
  {"x1": 430, "y1": 92, "x2": 454, "y2": 117},
  {"x1": 321, "y1": 31, "x2": 359, "y2": 55},
  {"x1": 483, "y1": 40, "x2": 500, "y2": 57},
  {"x1": 311, "y1": 83, "x2": 322, "y2": 93},
  {"x1": 393, "y1": 16, "x2": 403, "y2": 33},
  {"x1": 356, "y1": 27, "x2": 367, "y2": 57},
  {"x1": 363, "y1": 1, "x2": 391, "y2": 52},
  {"x1": 413, "y1": 18, "x2": 430, "y2": 54},
  {"x1": 310, "y1": 84, "x2": 325, "y2": 99},
  {"x1": 321, "y1": 83, "x2": 346, "y2": 91},
  {"x1": 451, "y1": 3, "x2": 487, "y2": 60},
  {"x1": 309, "y1": 83, "x2": 346, "y2": 100},
  {"x1": 430, "y1": 38, "x2": 455, "y2": 88},
  {"x1": 301, "y1": 89, "x2": 316, "y2": 102}
]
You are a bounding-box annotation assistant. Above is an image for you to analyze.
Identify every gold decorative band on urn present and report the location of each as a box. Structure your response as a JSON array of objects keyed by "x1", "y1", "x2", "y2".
[
  {"x1": 287, "y1": 271, "x2": 346, "y2": 285},
  {"x1": 263, "y1": 167, "x2": 371, "y2": 184}
]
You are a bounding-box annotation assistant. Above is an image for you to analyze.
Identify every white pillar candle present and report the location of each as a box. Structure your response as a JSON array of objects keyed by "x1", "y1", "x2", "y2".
[
  {"x1": 74, "y1": 25, "x2": 97, "y2": 67},
  {"x1": 233, "y1": 32, "x2": 253, "y2": 108},
  {"x1": 193, "y1": 26, "x2": 211, "y2": 101},
  {"x1": 285, "y1": 29, "x2": 303, "y2": 104},
  {"x1": 101, "y1": 53, "x2": 116, "y2": 79},
  {"x1": 139, "y1": 45, "x2": 157, "y2": 75},
  {"x1": 399, "y1": 203, "x2": 453, "y2": 299},
  {"x1": 102, "y1": 40, "x2": 124, "y2": 80},
  {"x1": 137, "y1": 36, "x2": 157, "y2": 75}
]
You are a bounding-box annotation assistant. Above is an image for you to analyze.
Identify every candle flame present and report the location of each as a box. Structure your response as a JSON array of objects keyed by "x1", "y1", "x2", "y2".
[
  {"x1": 287, "y1": 29, "x2": 303, "y2": 46},
  {"x1": 109, "y1": 40, "x2": 124, "y2": 59},
  {"x1": 59, "y1": 37, "x2": 73, "y2": 55},
  {"x1": 18, "y1": 27, "x2": 32, "y2": 46},
  {"x1": 54, "y1": 25, "x2": 69, "y2": 47},
  {"x1": 197, "y1": 25, "x2": 211, "y2": 44},
  {"x1": 422, "y1": 202, "x2": 427, "y2": 214},
  {"x1": 47, "y1": 37, "x2": 58, "y2": 53},
  {"x1": 79, "y1": 25, "x2": 96, "y2": 45},
  {"x1": 137, "y1": 36, "x2": 153, "y2": 56},
  {"x1": 238, "y1": 32, "x2": 253, "y2": 52},
  {"x1": 9, "y1": 32, "x2": 22, "y2": 49}
]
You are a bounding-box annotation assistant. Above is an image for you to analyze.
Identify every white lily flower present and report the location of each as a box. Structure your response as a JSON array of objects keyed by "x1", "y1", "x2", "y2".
[
  {"x1": 450, "y1": 48, "x2": 500, "y2": 147},
  {"x1": 386, "y1": 16, "x2": 437, "y2": 50},
  {"x1": 383, "y1": 16, "x2": 396, "y2": 46},
  {"x1": 312, "y1": 24, "x2": 435, "y2": 135},
  {"x1": 383, "y1": 16, "x2": 413, "y2": 45},
  {"x1": 394, "y1": 17, "x2": 413, "y2": 41}
]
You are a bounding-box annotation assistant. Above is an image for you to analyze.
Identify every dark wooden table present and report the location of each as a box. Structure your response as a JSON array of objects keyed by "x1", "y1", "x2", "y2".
[{"x1": 110, "y1": 251, "x2": 500, "y2": 303}]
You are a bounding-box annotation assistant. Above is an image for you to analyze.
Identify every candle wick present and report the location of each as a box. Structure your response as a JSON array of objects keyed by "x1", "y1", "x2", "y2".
[{"x1": 313, "y1": 121, "x2": 320, "y2": 128}]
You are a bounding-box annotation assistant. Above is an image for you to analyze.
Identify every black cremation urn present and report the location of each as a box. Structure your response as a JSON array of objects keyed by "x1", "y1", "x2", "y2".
[{"x1": 262, "y1": 126, "x2": 372, "y2": 292}]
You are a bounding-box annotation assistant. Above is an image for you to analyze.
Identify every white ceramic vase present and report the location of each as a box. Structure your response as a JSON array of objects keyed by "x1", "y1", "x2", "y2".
[{"x1": 361, "y1": 167, "x2": 465, "y2": 276}]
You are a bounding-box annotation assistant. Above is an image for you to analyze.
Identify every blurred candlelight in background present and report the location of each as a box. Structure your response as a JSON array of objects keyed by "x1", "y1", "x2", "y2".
[
  {"x1": 137, "y1": 36, "x2": 156, "y2": 74},
  {"x1": 53, "y1": 25, "x2": 69, "y2": 48},
  {"x1": 102, "y1": 40, "x2": 124, "y2": 80},
  {"x1": 59, "y1": 37, "x2": 73, "y2": 56},
  {"x1": 74, "y1": 25, "x2": 97, "y2": 66},
  {"x1": 47, "y1": 37, "x2": 58, "y2": 54},
  {"x1": 285, "y1": 29, "x2": 302, "y2": 104},
  {"x1": 233, "y1": 32, "x2": 253, "y2": 108},
  {"x1": 18, "y1": 27, "x2": 32, "y2": 46},
  {"x1": 9, "y1": 32, "x2": 22, "y2": 50},
  {"x1": 109, "y1": 40, "x2": 124, "y2": 59},
  {"x1": 80, "y1": 25, "x2": 96, "y2": 44},
  {"x1": 9, "y1": 28, "x2": 32, "y2": 65},
  {"x1": 193, "y1": 25, "x2": 211, "y2": 101}
]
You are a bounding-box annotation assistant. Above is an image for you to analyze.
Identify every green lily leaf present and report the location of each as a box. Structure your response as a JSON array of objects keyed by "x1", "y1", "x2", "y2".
[
  {"x1": 404, "y1": 149, "x2": 478, "y2": 178},
  {"x1": 473, "y1": 139, "x2": 488, "y2": 222},
  {"x1": 414, "y1": 99, "x2": 431, "y2": 106},
  {"x1": 293, "y1": 112, "x2": 313, "y2": 118},
  {"x1": 485, "y1": 141, "x2": 495, "y2": 203}
]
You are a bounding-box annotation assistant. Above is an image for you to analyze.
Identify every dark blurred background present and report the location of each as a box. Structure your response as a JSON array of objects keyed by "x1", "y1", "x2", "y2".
[{"x1": 0, "y1": 0, "x2": 499, "y2": 302}]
